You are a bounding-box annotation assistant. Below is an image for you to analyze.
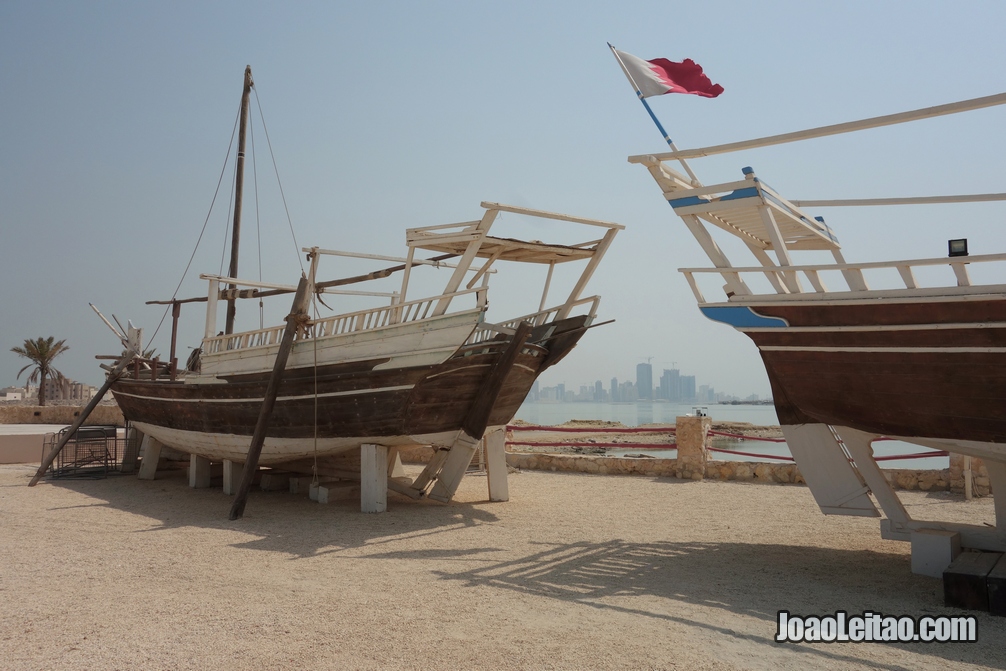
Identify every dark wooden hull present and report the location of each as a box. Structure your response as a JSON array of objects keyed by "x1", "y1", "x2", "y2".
[
  {"x1": 111, "y1": 316, "x2": 588, "y2": 460},
  {"x1": 732, "y1": 298, "x2": 1006, "y2": 443}
]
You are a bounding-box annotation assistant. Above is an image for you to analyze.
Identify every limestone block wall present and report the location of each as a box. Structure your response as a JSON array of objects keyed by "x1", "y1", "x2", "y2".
[
  {"x1": 948, "y1": 454, "x2": 991, "y2": 497},
  {"x1": 0, "y1": 405, "x2": 124, "y2": 426}
]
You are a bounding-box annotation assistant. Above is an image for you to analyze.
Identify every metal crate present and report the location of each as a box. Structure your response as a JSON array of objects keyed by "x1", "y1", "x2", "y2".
[{"x1": 41, "y1": 425, "x2": 136, "y2": 479}]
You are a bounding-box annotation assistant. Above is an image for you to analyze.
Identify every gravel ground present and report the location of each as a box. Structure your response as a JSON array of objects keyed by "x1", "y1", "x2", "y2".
[{"x1": 1, "y1": 463, "x2": 1003, "y2": 670}]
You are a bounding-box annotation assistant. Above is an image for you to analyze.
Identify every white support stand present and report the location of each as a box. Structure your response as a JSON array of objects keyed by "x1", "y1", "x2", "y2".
[
  {"x1": 387, "y1": 447, "x2": 406, "y2": 478},
  {"x1": 136, "y1": 436, "x2": 163, "y2": 480},
  {"x1": 484, "y1": 427, "x2": 509, "y2": 502},
  {"x1": 361, "y1": 444, "x2": 388, "y2": 513},
  {"x1": 189, "y1": 454, "x2": 211, "y2": 489},
  {"x1": 781, "y1": 424, "x2": 879, "y2": 517},
  {"x1": 428, "y1": 433, "x2": 479, "y2": 503},
  {"x1": 319, "y1": 481, "x2": 357, "y2": 504},
  {"x1": 910, "y1": 529, "x2": 961, "y2": 577},
  {"x1": 222, "y1": 460, "x2": 240, "y2": 495}
]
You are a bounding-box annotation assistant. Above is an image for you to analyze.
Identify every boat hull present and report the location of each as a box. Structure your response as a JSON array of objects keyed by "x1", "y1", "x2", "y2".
[
  {"x1": 111, "y1": 316, "x2": 588, "y2": 463},
  {"x1": 711, "y1": 296, "x2": 1006, "y2": 454}
]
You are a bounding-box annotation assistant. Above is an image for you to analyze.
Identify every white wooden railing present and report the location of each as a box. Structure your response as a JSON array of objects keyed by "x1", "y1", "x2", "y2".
[
  {"x1": 203, "y1": 287, "x2": 486, "y2": 355},
  {"x1": 679, "y1": 253, "x2": 1006, "y2": 304},
  {"x1": 466, "y1": 296, "x2": 601, "y2": 345}
]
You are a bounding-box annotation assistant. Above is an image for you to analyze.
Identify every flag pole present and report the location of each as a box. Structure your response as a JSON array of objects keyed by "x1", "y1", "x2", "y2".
[{"x1": 608, "y1": 43, "x2": 701, "y2": 185}]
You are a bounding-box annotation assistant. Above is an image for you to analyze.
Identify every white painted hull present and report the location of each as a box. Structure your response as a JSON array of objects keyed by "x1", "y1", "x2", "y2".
[{"x1": 134, "y1": 421, "x2": 461, "y2": 465}]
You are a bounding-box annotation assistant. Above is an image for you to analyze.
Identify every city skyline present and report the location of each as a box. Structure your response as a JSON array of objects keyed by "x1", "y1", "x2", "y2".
[{"x1": 527, "y1": 361, "x2": 768, "y2": 404}]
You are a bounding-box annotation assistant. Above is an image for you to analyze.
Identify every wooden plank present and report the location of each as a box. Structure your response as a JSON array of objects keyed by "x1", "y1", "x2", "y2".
[
  {"x1": 361, "y1": 443, "x2": 388, "y2": 513},
  {"x1": 484, "y1": 427, "x2": 509, "y2": 502}
]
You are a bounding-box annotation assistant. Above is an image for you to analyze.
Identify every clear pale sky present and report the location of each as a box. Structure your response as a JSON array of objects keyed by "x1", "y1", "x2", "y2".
[{"x1": 2, "y1": 1, "x2": 1004, "y2": 398}]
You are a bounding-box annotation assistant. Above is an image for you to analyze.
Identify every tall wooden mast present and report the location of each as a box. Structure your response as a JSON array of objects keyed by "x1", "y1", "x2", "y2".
[{"x1": 225, "y1": 65, "x2": 253, "y2": 335}]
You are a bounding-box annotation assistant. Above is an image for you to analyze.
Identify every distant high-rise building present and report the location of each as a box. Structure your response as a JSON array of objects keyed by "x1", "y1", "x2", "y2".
[
  {"x1": 595, "y1": 380, "x2": 604, "y2": 402},
  {"x1": 660, "y1": 368, "x2": 681, "y2": 402},
  {"x1": 556, "y1": 383, "x2": 565, "y2": 402},
  {"x1": 680, "y1": 375, "x2": 696, "y2": 402},
  {"x1": 610, "y1": 377, "x2": 619, "y2": 403},
  {"x1": 636, "y1": 362, "x2": 653, "y2": 400}
]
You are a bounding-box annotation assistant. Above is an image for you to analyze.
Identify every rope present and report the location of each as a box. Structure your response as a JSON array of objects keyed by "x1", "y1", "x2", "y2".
[
  {"x1": 253, "y1": 87, "x2": 303, "y2": 274},
  {"x1": 147, "y1": 101, "x2": 242, "y2": 346}
]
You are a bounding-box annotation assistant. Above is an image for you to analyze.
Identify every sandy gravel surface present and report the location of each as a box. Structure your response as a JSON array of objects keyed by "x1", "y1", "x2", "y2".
[{"x1": 1, "y1": 463, "x2": 1003, "y2": 670}]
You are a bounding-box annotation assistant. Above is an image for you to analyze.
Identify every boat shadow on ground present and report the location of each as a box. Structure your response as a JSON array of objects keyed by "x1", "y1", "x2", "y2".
[
  {"x1": 415, "y1": 538, "x2": 1003, "y2": 670},
  {"x1": 41, "y1": 466, "x2": 503, "y2": 556},
  {"x1": 37, "y1": 469, "x2": 1005, "y2": 669}
]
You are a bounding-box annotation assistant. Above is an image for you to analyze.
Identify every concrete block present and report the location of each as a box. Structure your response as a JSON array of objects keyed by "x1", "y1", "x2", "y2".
[{"x1": 911, "y1": 529, "x2": 961, "y2": 578}]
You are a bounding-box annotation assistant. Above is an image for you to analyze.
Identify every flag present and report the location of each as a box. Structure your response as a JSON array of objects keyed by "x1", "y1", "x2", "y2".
[{"x1": 613, "y1": 48, "x2": 723, "y2": 99}]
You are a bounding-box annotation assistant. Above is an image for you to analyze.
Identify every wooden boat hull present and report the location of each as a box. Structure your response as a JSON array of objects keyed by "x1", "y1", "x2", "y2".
[
  {"x1": 111, "y1": 316, "x2": 588, "y2": 463},
  {"x1": 705, "y1": 296, "x2": 1006, "y2": 455}
]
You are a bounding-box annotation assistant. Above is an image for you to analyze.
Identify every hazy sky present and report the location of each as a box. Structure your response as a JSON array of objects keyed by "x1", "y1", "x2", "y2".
[{"x1": 2, "y1": 1, "x2": 1005, "y2": 398}]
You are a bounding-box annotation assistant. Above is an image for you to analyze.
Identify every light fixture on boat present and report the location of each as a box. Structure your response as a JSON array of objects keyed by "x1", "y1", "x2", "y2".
[{"x1": 948, "y1": 238, "x2": 969, "y2": 257}]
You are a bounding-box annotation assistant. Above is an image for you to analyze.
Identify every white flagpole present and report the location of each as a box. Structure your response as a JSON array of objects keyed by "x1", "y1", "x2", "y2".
[{"x1": 609, "y1": 43, "x2": 701, "y2": 185}]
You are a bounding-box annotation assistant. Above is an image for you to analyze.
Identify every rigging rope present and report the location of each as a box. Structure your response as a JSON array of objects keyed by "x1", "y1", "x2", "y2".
[
  {"x1": 253, "y1": 88, "x2": 304, "y2": 274},
  {"x1": 147, "y1": 101, "x2": 242, "y2": 346}
]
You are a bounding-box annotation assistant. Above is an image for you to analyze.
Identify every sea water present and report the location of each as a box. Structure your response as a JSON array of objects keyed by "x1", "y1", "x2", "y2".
[{"x1": 514, "y1": 400, "x2": 949, "y2": 470}]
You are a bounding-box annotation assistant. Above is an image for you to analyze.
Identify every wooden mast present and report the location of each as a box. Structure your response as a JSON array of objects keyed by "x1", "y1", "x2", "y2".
[{"x1": 224, "y1": 65, "x2": 253, "y2": 335}]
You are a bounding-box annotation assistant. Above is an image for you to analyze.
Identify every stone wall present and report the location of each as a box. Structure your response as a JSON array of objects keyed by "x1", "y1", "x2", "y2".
[
  {"x1": 503, "y1": 452, "x2": 955, "y2": 492},
  {"x1": 949, "y1": 454, "x2": 991, "y2": 497},
  {"x1": 0, "y1": 405, "x2": 125, "y2": 426}
]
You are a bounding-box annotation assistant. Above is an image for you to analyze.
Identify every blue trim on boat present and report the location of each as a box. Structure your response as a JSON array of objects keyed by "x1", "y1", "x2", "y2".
[
  {"x1": 667, "y1": 195, "x2": 709, "y2": 208},
  {"x1": 719, "y1": 186, "x2": 760, "y2": 201},
  {"x1": 699, "y1": 306, "x2": 788, "y2": 328}
]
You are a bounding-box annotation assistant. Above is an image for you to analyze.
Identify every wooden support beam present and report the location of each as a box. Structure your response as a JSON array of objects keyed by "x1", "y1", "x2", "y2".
[
  {"x1": 484, "y1": 427, "x2": 509, "y2": 502},
  {"x1": 119, "y1": 427, "x2": 143, "y2": 474},
  {"x1": 428, "y1": 434, "x2": 479, "y2": 503},
  {"x1": 189, "y1": 455, "x2": 211, "y2": 489},
  {"x1": 222, "y1": 460, "x2": 240, "y2": 495},
  {"x1": 428, "y1": 321, "x2": 533, "y2": 504},
  {"x1": 136, "y1": 436, "x2": 163, "y2": 481},
  {"x1": 229, "y1": 275, "x2": 312, "y2": 520},
  {"x1": 361, "y1": 444, "x2": 388, "y2": 513}
]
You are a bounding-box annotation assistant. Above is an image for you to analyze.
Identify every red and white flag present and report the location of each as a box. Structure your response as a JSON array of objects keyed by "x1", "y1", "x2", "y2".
[{"x1": 612, "y1": 48, "x2": 723, "y2": 99}]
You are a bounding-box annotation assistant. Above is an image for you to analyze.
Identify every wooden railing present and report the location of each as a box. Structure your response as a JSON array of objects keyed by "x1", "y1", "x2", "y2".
[
  {"x1": 466, "y1": 296, "x2": 601, "y2": 344},
  {"x1": 679, "y1": 253, "x2": 1006, "y2": 303},
  {"x1": 203, "y1": 287, "x2": 486, "y2": 355}
]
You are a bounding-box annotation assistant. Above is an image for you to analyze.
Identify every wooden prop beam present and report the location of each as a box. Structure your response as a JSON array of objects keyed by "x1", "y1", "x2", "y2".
[
  {"x1": 791, "y1": 193, "x2": 1006, "y2": 208},
  {"x1": 629, "y1": 92, "x2": 1006, "y2": 162},
  {"x1": 228, "y1": 275, "x2": 312, "y2": 520},
  {"x1": 29, "y1": 352, "x2": 135, "y2": 486},
  {"x1": 427, "y1": 321, "x2": 532, "y2": 503}
]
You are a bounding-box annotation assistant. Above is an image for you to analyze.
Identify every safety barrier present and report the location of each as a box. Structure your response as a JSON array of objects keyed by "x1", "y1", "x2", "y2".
[{"x1": 506, "y1": 424, "x2": 948, "y2": 463}]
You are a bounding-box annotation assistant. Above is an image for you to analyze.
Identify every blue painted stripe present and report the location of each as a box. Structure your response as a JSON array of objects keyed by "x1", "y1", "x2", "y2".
[
  {"x1": 667, "y1": 195, "x2": 709, "y2": 208},
  {"x1": 719, "y1": 186, "x2": 760, "y2": 202},
  {"x1": 700, "y1": 306, "x2": 788, "y2": 328}
]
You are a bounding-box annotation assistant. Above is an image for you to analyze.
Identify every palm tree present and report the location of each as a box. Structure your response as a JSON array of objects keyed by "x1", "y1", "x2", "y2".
[{"x1": 11, "y1": 337, "x2": 69, "y2": 406}]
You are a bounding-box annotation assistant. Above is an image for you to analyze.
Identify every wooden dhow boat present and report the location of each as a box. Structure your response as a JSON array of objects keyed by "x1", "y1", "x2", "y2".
[
  {"x1": 630, "y1": 92, "x2": 1006, "y2": 557},
  {"x1": 32, "y1": 67, "x2": 622, "y2": 517}
]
